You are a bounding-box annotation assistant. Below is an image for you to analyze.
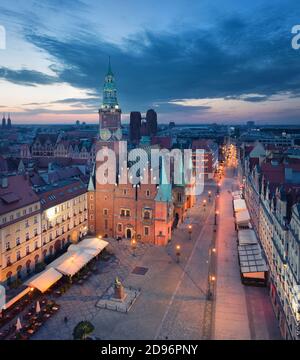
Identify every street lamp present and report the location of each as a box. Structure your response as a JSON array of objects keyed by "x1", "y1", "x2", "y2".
[
  {"x1": 214, "y1": 210, "x2": 219, "y2": 226},
  {"x1": 131, "y1": 238, "x2": 137, "y2": 257},
  {"x1": 203, "y1": 199, "x2": 207, "y2": 211},
  {"x1": 208, "y1": 190, "x2": 212, "y2": 202},
  {"x1": 188, "y1": 224, "x2": 192, "y2": 240},
  {"x1": 176, "y1": 245, "x2": 181, "y2": 263}
]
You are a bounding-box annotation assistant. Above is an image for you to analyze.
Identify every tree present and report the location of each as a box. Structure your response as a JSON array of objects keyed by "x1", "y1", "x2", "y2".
[{"x1": 73, "y1": 321, "x2": 94, "y2": 340}]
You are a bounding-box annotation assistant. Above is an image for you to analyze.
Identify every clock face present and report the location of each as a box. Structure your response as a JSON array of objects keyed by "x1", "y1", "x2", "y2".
[
  {"x1": 100, "y1": 128, "x2": 111, "y2": 141},
  {"x1": 114, "y1": 127, "x2": 122, "y2": 140}
]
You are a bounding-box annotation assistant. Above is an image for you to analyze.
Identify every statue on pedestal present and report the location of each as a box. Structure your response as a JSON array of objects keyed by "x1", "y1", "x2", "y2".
[{"x1": 114, "y1": 277, "x2": 125, "y2": 300}]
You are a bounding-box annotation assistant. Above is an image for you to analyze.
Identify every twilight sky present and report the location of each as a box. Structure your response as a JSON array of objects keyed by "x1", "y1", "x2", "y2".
[{"x1": 0, "y1": 0, "x2": 300, "y2": 125}]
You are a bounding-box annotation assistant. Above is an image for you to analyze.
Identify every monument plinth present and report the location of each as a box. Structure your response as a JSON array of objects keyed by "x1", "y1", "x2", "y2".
[
  {"x1": 96, "y1": 277, "x2": 140, "y2": 313},
  {"x1": 114, "y1": 277, "x2": 125, "y2": 300}
]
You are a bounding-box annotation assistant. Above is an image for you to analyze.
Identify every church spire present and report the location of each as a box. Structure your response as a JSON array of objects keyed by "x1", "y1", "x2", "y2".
[
  {"x1": 107, "y1": 56, "x2": 113, "y2": 76},
  {"x1": 102, "y1": 57, "x2": 119, "y2": 109}
]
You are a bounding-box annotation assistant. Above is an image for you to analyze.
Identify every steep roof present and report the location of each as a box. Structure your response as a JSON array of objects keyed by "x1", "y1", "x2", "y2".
[{"x1": 0, "y1": 175, "x2": 39, "y2": 216}]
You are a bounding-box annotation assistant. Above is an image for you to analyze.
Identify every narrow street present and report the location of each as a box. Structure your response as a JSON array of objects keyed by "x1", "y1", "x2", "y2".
[{"x1": 213, "y1": 167, "x2": 281, "y2": 340}]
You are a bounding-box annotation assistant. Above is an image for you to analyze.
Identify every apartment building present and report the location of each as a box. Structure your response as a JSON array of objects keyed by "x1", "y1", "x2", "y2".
[
  {"x1": 0, "y1": 174, "x2": 88, "y2": 289},
  {"x1": 38, "y1": 179, "x2": 88, "y2": 263},
  {"x1": 0, "y1": 175, "x2": 42, "y2": 285},
  {"x1": 242, "y1": 147, "x2": 300, "y2": 339}
]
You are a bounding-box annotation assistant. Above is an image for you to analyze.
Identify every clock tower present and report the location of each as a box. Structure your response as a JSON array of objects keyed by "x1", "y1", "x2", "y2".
[{"x1": 98, "y1": 57, "x2": 122, "y2": 142}]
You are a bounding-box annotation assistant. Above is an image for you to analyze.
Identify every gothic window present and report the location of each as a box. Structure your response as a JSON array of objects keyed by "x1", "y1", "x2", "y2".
[{"x1": 143, "y1": 210, "x2": 151, "y2": 220}]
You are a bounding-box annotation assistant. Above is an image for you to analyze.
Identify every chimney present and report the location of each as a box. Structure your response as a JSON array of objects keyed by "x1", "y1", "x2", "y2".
[{"x1": 1, "y1": 177, "x2": 8, "y2": 188}]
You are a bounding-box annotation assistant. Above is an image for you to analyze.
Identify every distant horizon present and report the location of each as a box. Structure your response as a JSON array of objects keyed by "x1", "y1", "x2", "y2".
[
  {"x1": 1, "y1": 1, "x2": 300, "y2": 125},
  {"x1": 8, "y1": 120, "x2": 300, "y2": 128}
]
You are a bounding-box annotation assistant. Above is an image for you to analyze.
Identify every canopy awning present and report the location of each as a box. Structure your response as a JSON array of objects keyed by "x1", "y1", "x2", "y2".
[
  {"x1": 26, "y1": 268, "x2": 62, "y2": 293},
  {"x1": 68, "y1": 237, "x2": 109, "y2": 257},
  {"x1": 238, "y1": 229, "x2": 259, "y2": 246},
  {"x1": 236, "y1": 209, "x2": 250, "y2": 225},
  {"x1": 238, "y1": 244, "x2": 268, "y2": 274},
  {"x1": 55, "y1": 251, "x2": 94, "y2": 277},
  {"x1": 44, "y1": 238, "x2": 109, "y2": 277},
  {"x1": 233, "y1": 198, "x2": 247, "y2": 213}
]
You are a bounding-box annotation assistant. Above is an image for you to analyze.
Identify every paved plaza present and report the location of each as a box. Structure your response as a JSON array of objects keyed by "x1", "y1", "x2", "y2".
[{"x1": 33, "y1": 171, "x2": 281, "y2": 340}]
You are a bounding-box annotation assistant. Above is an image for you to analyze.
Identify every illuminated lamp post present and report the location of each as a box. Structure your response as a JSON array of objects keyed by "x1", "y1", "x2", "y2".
[
  {"x1": 214, "y1": 210, "x2": 219, "y2": 226},
  {"x1": 188, "y1": 224, "x2": 192, "y2": 240},
  {"x1": 131, "y1": 238, "x2": 137, "y2": 257},
  {"x1": 176, "y1": 245, "x2": 181, "y2": 263},
  {"x1": 203, "y1": 199, "x2": 207, "y2": 212},
  {"x1": 208, "y1": 190, "x2": 212, "y2": 202},
  {"x1": 207, "y1": 274, "x2": 216, "y2": 300}
]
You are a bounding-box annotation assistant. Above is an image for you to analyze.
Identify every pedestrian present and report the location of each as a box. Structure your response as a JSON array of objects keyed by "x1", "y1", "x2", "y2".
[{"x1": 64, "y1": 316, "x2": 68, "y2": 323}]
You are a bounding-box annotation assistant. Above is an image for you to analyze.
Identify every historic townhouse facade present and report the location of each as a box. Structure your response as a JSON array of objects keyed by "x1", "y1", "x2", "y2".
[
  {"x1": 21, "y1": 136, "x2": 97, "y2": 164},
  {"x1": 38, "y1": 179, "x2": 88, "y2": 263},
  {"x1": 0, "y1": 176, "x2": 42, "y2": 285},
  {"x1": 242, "y1": 149, "x2": 300, "y2": 339},
  {"x1": 0, "y1": 174, "x2": 88, "y2": 288}
]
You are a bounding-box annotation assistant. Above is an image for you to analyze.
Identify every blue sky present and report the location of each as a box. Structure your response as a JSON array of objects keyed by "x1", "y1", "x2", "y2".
[{"x1": 0, "y1": 0, "x2": 300, "y2": 124}]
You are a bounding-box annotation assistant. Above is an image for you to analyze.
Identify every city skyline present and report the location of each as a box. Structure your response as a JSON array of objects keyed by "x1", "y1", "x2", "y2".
[{"x1": 0, "y1": 0, "x2": 300, "y2": 125}]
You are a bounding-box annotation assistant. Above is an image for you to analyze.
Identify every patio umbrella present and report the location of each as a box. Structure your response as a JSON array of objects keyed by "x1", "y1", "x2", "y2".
[
  {"x1": 36, "y1": 301, "x2": 41, "y2": 314},
  {"x1": 16, "y1": 317, "x2": 22, "y2": 331}
]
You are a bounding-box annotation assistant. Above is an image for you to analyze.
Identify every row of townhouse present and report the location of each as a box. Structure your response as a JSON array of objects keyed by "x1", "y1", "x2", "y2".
[
  {"x1": 20, "y1": 133, "x2": 97, "y2": 164},
  {"x1": 0, "y1": 174, "x2": 88, "y2": 288},
  {"x1": 241, "y1": 144, "x2": 300, "y2": 339}
]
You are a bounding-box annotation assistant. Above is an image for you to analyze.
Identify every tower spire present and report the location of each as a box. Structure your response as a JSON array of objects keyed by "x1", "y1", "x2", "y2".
[
  {"x1": 107, "y1": 56, "x2": 113, "y2": 76},
  {"x1": 102, "y1": 57, "x2": 119, "y2": 109}
]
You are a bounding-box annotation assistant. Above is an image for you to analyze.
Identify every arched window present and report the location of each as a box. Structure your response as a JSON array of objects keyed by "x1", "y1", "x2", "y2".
[
  {"x1": 34, "y1": 254, "x2": 39, "y2": 264},
  {"x1": 6, "y1": 271, "x2": 12, "y2": 285},
  {"x1": 143, "y1": 210, "x2": 151, "y2": 220},
  {"x1": 17, "y1": 265, "x2": 22, "y2": 279},
  {"x1": 26, "y1": 260, "x2": 31, "y2": 274}
]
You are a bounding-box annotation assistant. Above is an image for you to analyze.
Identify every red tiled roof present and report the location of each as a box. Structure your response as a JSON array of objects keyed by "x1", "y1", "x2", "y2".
[
  {"x1": 261, "y1": 162, "x2": 285, "y2": 184},
  {"x1": 192, "y1": 139, "x2": 215, "y2": 151},
  {"x1": 151, "y1": 136, "x2": 172, "y2": 149},
  {"x1": 38, "y1": 179, "x2": 87, "y2": 210}
]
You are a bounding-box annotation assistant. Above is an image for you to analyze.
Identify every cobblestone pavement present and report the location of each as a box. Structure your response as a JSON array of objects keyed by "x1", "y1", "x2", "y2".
[{"x1": 33, "y1": 184, "x2": 215, "y2": 340}]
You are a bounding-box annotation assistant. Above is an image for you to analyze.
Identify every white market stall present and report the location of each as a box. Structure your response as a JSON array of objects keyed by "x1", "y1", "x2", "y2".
[
  {"x1": 236, "y1": 209, "x2": 251, "y2": 229},
  {"x1": 238, "y1": 229, "x2": 259, "y2": 246},
  {"x1": 233, "y1": 198, "x2": 247, "y2": 213},
  {"x1": 68, "y1": 237, "x2": 109, "y2": 257},
  {"x1": 26, "y1": 268, "x2": 63, "y2": 293},
  {"x1": 55, "y1": 251, "x2": 94, "y2": 277},
  {"x1": 238, "y1": 244, "x2": 268, "y2": 285}
]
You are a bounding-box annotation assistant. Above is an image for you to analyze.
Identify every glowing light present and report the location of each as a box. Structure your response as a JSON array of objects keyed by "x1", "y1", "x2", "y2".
[{"x1": 46, "y1": 207, "x2": 56, "y2": 220}]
